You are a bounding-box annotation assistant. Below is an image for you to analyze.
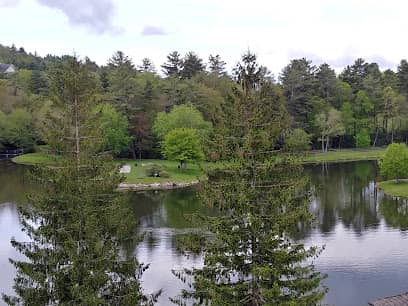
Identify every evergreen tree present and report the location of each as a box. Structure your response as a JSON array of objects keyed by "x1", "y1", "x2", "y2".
[
  {"x1": 315, "y1": 63, "x2": 337, "y2": 105},
  {"x1": 99, "y1": 67, "x2": 110, "y2": 92},
  {"x1": 161, "y1": 51, "x2": 183, "y2": 77},
  {"x1": 138, "y1": 58, "x2": 156, "y2": 73},
  {"x1": 3, "y1": 57, "x2": 154, "y2": 305},
  {"x1": 208, "y1": 54, "x2": 226, "y2": 76},
  {"x1": 173, "y1": 53, "x2": 326, "y2": 305},
  {"x1": 397, "y1": 59, "x2": 408, "y2": 98},
  {"x1": 383, "y1": 69, "x2": 399, "y2": 90},
  {"x1": 107, "y1": 51, "x2": 136, "y2": 104},
  {"x1": 181, "y1": 51, "x2": 205, "y2": 79},
  {"x1": 280, "y1": 58, "x2": 316, "y2": 131},
  {"x1": 30, "y1": 70, "x2": 46, "y2": 94},
  {"x1": 339, "y1": 58, "x2": 368, "y2": 93}
]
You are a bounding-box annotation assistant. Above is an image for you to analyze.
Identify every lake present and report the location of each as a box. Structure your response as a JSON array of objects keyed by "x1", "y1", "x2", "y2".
[{"x1": 1, "y1": 160, "x2": 408, "y2": 306}]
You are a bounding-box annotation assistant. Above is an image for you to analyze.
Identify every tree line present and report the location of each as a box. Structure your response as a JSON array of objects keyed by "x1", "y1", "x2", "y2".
[{"x1": 1, "y1": 43, "x2": 408, "y2": 158}]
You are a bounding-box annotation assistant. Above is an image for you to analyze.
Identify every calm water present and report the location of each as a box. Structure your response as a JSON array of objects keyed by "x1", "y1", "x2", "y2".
[{"x1": 1, "y1": 160, "x2": 408, "y2": 306}]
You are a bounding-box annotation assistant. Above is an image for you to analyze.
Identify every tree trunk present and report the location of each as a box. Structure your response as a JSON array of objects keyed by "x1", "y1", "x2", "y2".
[
  {"x1": 325, "y1": 136, "x2": 330, "y2": 152},
  {"x1": 373, "y1": 127, "x2": 379, "y2": 147},
  {"x1": 391, "y1": 118, "x2": 394, "y2": 143},
  {"x1": 321, "y1": 136, "x2": 325, "y2": 152},
  {"x1": 180, "y1": 160, "x2": 187, "y2": 170}
]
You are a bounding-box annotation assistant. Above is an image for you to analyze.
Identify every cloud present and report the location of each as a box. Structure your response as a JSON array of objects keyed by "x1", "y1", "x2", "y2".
[
  {"x1": 141, "y1": 25, "x2": 167, "y2": 36},
  {"x1": 36, "y1": 0, "x2": 122, "y2": 34},
  {"x1": 0, "y1": 0, "x2": 20, "y2": 7}
]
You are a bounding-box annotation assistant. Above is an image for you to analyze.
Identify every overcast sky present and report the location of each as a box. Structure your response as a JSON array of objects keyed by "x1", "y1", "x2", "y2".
[{"x1": 0, "y1": 0, "x2": 407, "y2": 75}]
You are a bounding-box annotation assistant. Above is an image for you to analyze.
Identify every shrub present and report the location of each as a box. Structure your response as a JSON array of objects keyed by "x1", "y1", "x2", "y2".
[
  {"x1": 159, "y1": 171, "x2": 171, "y2": 178},
  {"x1": 284, "y1": 129, "x2": 311, "y2": 152},
  {"x1": 355, "y1": 129, "x2": 371, "y2": 148},
  {"x1": 380, "y1": 143, "x2": 408, "y2": 182},
  {"x1": 144, "y1": 163, "x2": 165, "y2": 177}
]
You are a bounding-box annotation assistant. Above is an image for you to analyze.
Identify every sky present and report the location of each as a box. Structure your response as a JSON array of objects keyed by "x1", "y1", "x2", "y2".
[{"x1": 0, "y1": 0, "x2": 407, "y2": 75}]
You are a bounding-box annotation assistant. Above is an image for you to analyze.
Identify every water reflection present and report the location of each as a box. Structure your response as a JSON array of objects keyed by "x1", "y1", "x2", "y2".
[
  {"x1": 3, "y1": 160, "x2": 408, "y2": 306},
  {"x1": 307, "y1": 162, "x2": 381, "y2": 235}
]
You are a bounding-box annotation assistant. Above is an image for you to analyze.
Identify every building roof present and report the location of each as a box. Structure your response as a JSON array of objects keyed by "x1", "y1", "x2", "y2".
[
  {"x1": 0, "y1": 63, "x2": 16, "y2": 74},
  {"x1": 369, "y1": 292, "x2": 408, "y2": 306}
]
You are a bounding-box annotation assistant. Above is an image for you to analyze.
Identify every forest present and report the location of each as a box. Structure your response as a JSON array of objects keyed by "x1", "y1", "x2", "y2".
[{"x1": 1, "y1": 43, "x2": 408, "y2": 160}]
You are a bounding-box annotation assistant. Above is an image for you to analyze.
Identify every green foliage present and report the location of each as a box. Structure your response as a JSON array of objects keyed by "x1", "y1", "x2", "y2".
[
  {"x1": 3, "y1": 58, "x2": 152, "y2": 305},
  {"x1": 173, "y1": 52, "x2": 326, "y2": 305},
  {"x1": 355, "y1": 129, "x2": 371, "y2": 148},
  {"x1": 181, "y1": 51, "x2": 205, "y2": 79},
  {"x1": 13, "y1": 69, "x2": 32, "y2": 93},
  {"x1": 341, "y1": 102, "x2": 355, "y2": 135},
  {"x1": 162, "y1": 128, "x2": 204, "y2": 168},
  {"x1": 95, "y1": 103, "x2": 130, "y2": 154},
  {"x1": 153, "y1": 104, "x2": 212, "y2": 140},
  {"x1": 315, "y1": 107, "x2": 345, "y2": 151},
  {"x1": 0, "y1": 108, "x2": 35, "y2": 150},
  {"x1": 161, "y1": 51, "x2": 183, "y2": 77},
  {"x1": 144, "y1": 163, "x2": 165, "y2": 177},
  {"x1": 280, "y1": 58, "x2": 316, "y2": 131},
  {"x1": 380, "y1": 143, "x2": 408, "y2": 181},
  {"x1": 285, "y1": 128, "x2": 311, "y2": 152}
]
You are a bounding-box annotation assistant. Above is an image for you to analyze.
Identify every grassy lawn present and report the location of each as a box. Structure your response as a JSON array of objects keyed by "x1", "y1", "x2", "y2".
[
  {"x1": 115, "y1": 159, "x2": 207, "y2": 184},
  {"x1": 13, "y1": 153, "x2": 207, "y2": 184},
  {"x1": 12, "y1": 152, "x2": 58, "y2": 165},
  {"x1": 13, "y1": 147, "x2": 387, "y2": 184},
  {"x1": 302, "y1": 148, "x2": 386, "y2": 163},
  {"x1": 377, "y1": 180, "x2": 408, "y2": 198}
]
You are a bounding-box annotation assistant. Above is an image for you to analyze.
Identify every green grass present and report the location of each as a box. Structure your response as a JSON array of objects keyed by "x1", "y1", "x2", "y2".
[
  {"x1": 115, "y1": 159, "x2": 207, "y2": 184},
  {"x1": 12, "y1": 152, "x2": 58, "y2": 165},
  {"x1": 377, "y1": 180, "x2": 408, "y2": 198},
  {"x1": 302, "y1": 148, "x2": 386, "y2": 163},
  {"x1": 13, "y1": 154, "x2": 207, "y2": 184},
  {"x1": 13, "y1": 147, "x2": 387, "y2": 185}
]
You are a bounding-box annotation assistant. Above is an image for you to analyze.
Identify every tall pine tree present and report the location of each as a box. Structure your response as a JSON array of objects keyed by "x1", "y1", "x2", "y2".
[
  {"x1": 3, "y1": 57, "x2": 155, "y2": 305},
  {"x1": 173, "y1": 52, "x2": 326, "y2": 305}
]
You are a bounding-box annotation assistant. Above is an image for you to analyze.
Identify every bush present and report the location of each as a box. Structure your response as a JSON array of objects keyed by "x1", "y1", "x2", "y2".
[
  {"x1": 380, "y1": 143, "x2": 408, "y2": 181},
  {"x1": 144, "y1": 163, "x2": 165, "y2": 177},
  {"x1": 284, "y1": 129, "x2": 311, "y2": 152},
  {"x1": 159, "y1": 171, "x2": 171, "y2": 178},
  {"x1": 355, "y1": 129, "x2": 371, "y2": 148}
]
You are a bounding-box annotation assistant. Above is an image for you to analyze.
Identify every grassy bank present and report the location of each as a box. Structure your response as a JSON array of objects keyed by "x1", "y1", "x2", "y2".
[
  {"x1": 12, "y1": 152, "x2": 58, "y2": 165},
  {"x1": 302, "y1": 148, "x2": 386, "y2": 163},
  {"x1": 377, "y1": 180, "x2": 408, "y2": 198},
  {"x1": 13, "y1": 154, "x2": 207, "y2": 185}
]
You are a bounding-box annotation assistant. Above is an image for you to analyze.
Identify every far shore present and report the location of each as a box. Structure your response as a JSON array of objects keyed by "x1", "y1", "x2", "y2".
[{"x1": 11, "y1": 147, "x2": 386, "y2": 191}]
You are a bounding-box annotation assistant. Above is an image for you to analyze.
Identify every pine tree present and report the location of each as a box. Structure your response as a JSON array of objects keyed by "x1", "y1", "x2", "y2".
[
  {"x1": 173, "y1": 53, "x2": 326, "y2": 305},
  {"x1": 280, "y1": 58, "x2": 316, "y2": 132},
  {"x1": 3, "y1": 57, "x2": 155, "y2": 305},
  {"x1": 397, "y1": 59, "x2": 408, "y2": 98},
  {"x1": 107, "y1": 51, "x2": 136, "y2": 104},
  {"x1": 315, "y1": 63, "x2": 337, "y2": 105},
  {"x1": 180, "y1": 51, "x2": 205, "y2": 79},
  {"x1": 161, "y1": 51, "x2": 183, "y2": 77},
  {"x1": 137, "y1": 58, "x2": 156, "y2": 73},
  {"x1": 208, "y1": 54, "x2": 226, "y2": 76}
]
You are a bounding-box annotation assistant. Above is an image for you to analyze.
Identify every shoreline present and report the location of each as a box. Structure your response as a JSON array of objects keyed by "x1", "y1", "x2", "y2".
[
  {"x1": 11, "y1": 149, "x2": 386, "y2": 191},
  {"x1": 377, "y1": 180, "x2": 408, "y2": 198},
  {"x1": 118, "y1": 180, "x2": 200, "y2": 191}
]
